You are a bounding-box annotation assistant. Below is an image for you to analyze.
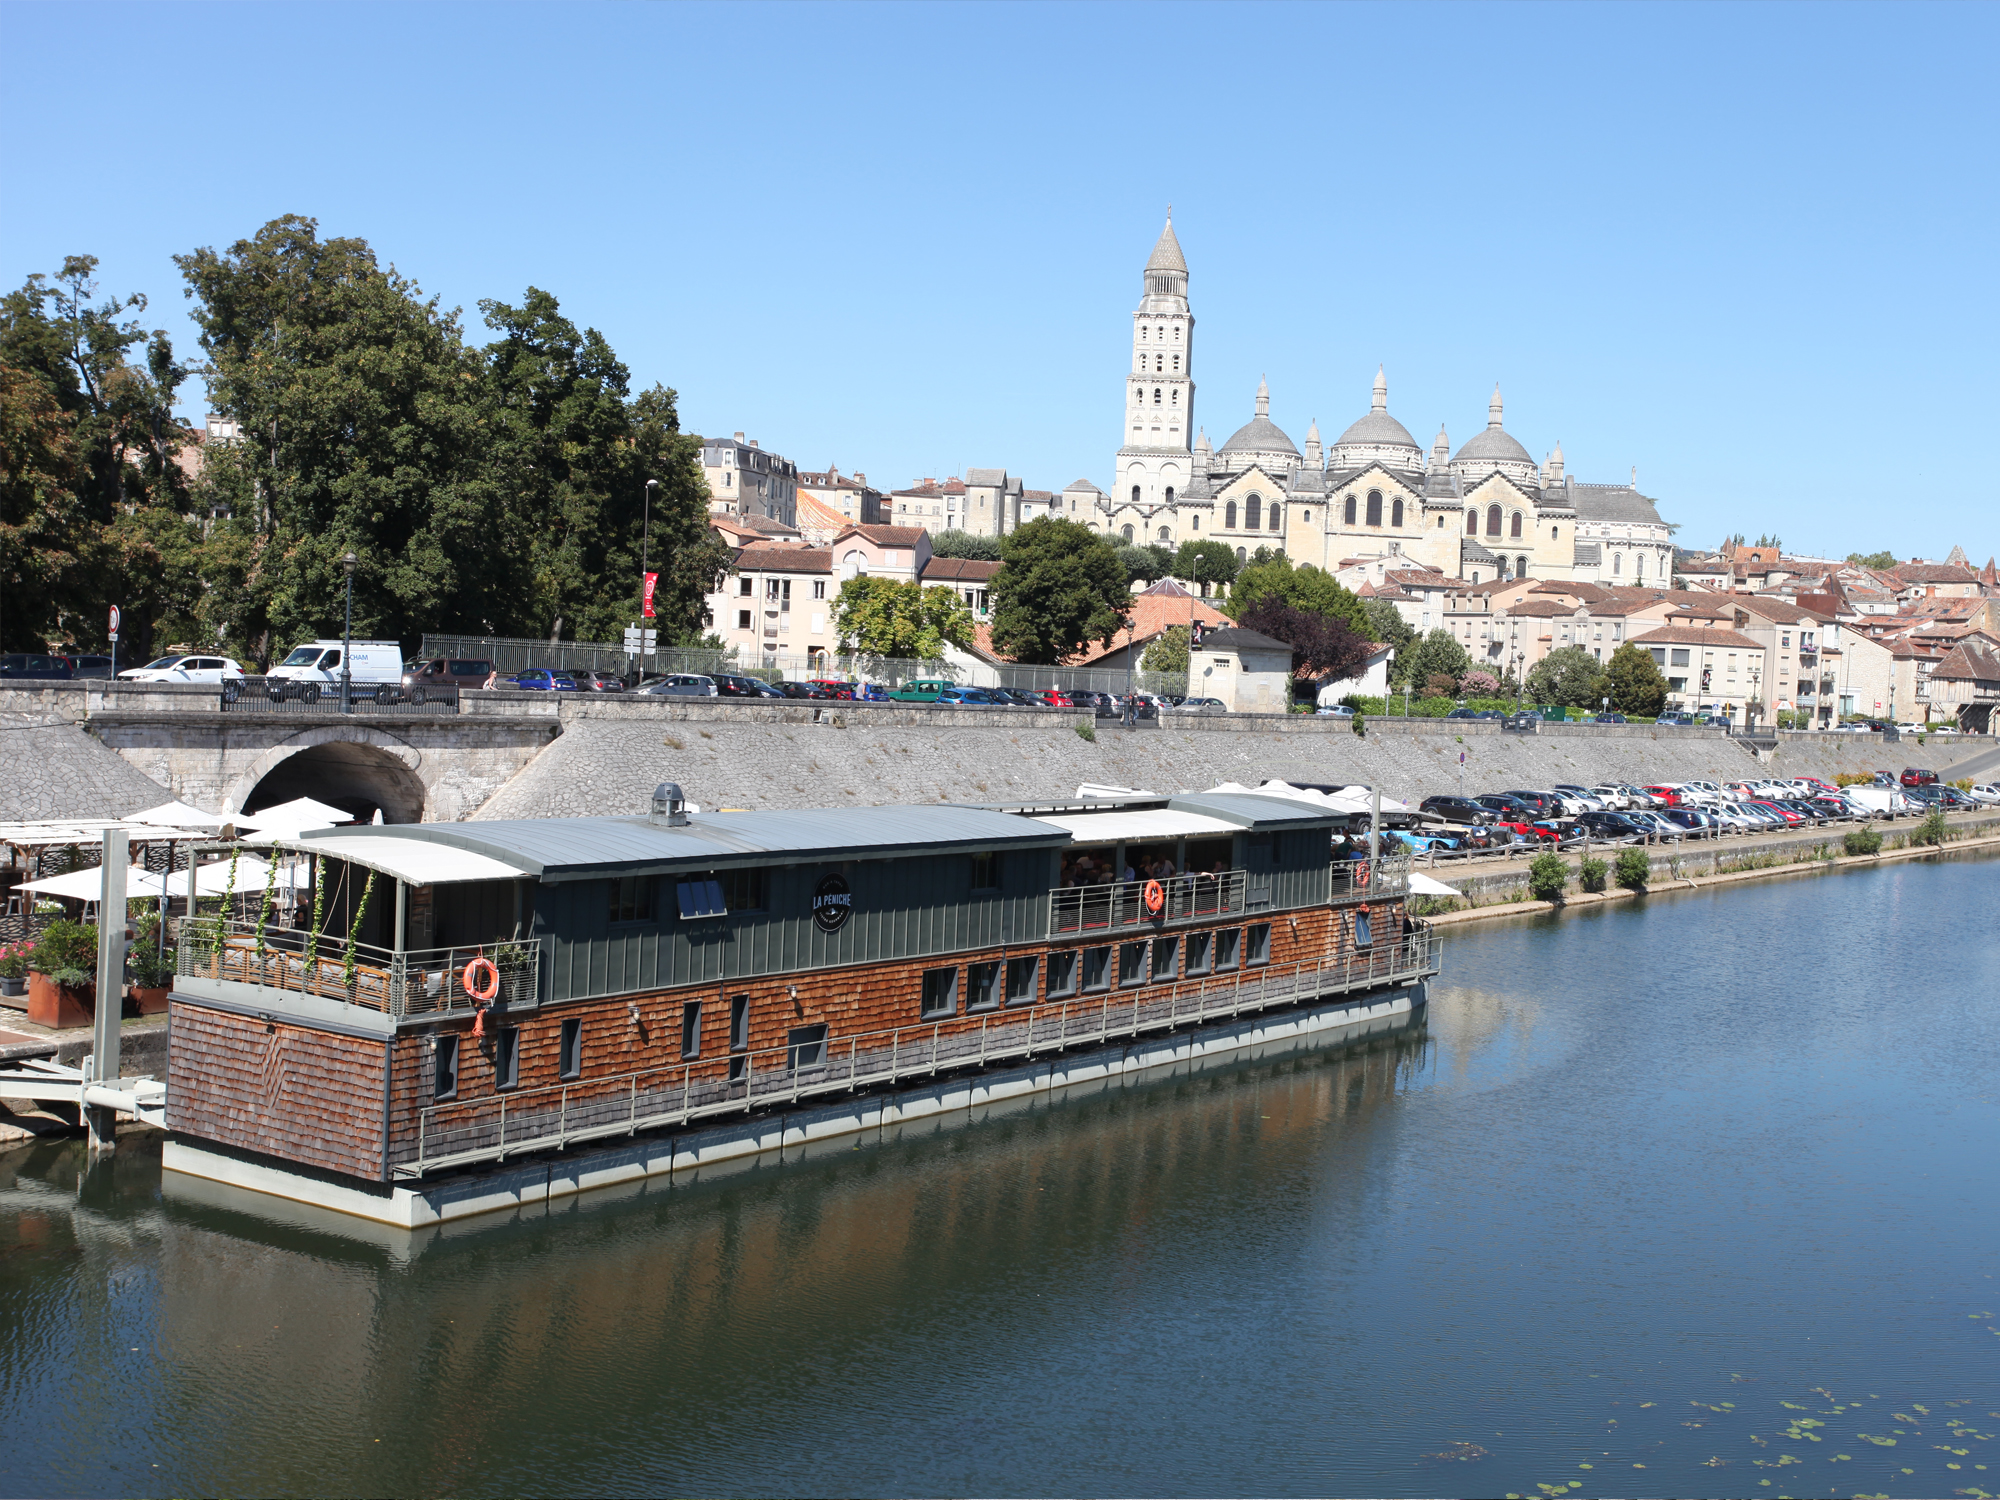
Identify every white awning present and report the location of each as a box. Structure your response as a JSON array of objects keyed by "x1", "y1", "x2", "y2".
[
  {"x1": 277, "y1": 834, "x2": 526, "y2": 885},
  {"x1": 1030, "y1": 809, "x2": 1243, "y2": 844},
  {"x1": 1408, "y1": 871, "x2": 1460, "y2": 897},
  {"x1": 128, "y1": 799, "x2": 230, "y2": 830},
  {"x1": 235, "y1": 796, "x2": 353, "y2": 834},
  {"x1": 17, "y1": 855, "x2": 303, "y2": 902}
]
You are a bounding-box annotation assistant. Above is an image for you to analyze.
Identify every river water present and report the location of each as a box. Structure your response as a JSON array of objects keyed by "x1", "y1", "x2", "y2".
[{"x1": 3, "y1": 852, "x2": 1995, "y2": 1499}]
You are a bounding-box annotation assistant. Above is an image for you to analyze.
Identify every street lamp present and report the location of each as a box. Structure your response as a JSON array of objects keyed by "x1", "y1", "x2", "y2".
[{"x1": 340, "y1": 551, "x2": 357, "y2": 714}]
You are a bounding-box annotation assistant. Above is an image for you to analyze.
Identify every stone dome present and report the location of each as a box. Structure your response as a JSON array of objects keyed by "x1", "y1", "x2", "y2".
[
  {"x1": 1451, "y1": 384, "x2": 1537, "y2": 482},
  {"x1": 1217, "y1": 377, "x2": 1298, "y2": 460},
  {"x1": 1335, "y1": 367, "x2": 1419, "y2": 452}
]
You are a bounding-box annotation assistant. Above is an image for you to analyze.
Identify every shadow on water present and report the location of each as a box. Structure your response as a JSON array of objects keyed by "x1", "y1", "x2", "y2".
[{"x1": 2, "y1": 850, "x2": 1997, "y2": 1498}]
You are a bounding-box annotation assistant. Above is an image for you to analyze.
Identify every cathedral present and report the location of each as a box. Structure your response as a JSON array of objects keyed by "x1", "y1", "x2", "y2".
[{"x1": 1066, "y1": 217, "x2": 1675, "y2": 587}]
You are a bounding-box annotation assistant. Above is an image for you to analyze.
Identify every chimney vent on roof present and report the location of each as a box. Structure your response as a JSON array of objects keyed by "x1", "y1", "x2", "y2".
[
  {"x1": 651, "y1": 782, "x2": 689, "y2": 827},
  {"x1": 733, "y1": 432, "x2": 745, "y2": 442}
]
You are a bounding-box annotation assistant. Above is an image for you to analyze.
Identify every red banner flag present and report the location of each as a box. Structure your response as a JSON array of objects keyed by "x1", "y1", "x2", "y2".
[{"x1": 642, "y1": 572, "x2": 658, "y2": 618}]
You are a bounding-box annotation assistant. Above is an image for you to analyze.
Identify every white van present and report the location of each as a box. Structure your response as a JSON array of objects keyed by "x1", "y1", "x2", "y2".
[{"x1": 266, "y1": 640, "x2": 405, "y2": 703}]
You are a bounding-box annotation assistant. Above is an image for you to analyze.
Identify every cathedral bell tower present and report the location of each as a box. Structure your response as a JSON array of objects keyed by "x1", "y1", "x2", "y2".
[{"x1": 1112, "y1": 215, "x2": 1195, "y2": 533}]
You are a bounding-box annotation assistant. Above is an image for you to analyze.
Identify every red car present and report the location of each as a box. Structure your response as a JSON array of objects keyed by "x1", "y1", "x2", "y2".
[
  {"x1": 1746, "y1": 799, "x2": 1803, "y2": 826},
  {"x1": 806, "y1": 678, "x2": 856, "y2": 701},
  {"x1": 1039, "y1": 687, "x2": 1075, "y2": 707},
  {"x1": 1490, "y1": 819, "x2": 1560, "y2": 843},
  {"x1": 1641, "y1": 784, "x2": 1684, "y2": 807},
  {"x1": 1900, "y1": 767, "x2": 1938, "y2": 788}
]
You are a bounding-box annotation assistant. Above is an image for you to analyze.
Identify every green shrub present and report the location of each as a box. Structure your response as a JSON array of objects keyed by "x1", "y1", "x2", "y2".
[
  {"x1": 1351, "y1": 714, "x2": 1366, "y2": 738},
  {"x1": 1915, "y1": 809, "x2": 1948, "y2": 846},
  {"x1": 1406, "y1": 894, "x2": 1461, "y2": 917},
  {"x1": 1073, "y1": 722, "x2": 1096, "y2": 743},
  {"x1": 128, "y1": 946, "x2": 177, "y2": 989},
  {"x1": 29, "y1": 919, "x2": 96, "y2": 976},
  {"x1": 1834, "y1": 773, "x2": 1873, "y2": 788},
  {"x1": 1528, "y1": 851, "x2": 1570, "y2": 901},
  {"x1": 1578, "y1": 856, "x2": 1608, "y2": 893},
  {"x1": 1843, "y1": 827, "x2": 1883, "y2": 856},
  {"x1": 49, "y1": 966, "x2": 93, "y2": 989},
  {"x1": 1340, "y1": 695, "x2": 1385, "y2": 715},
  {"x1": 1614, "y1": 848, "x2": 1652, "y2": 889}
]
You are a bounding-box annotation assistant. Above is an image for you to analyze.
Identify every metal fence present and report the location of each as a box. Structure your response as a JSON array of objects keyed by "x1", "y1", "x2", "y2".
[
  {"x1": 1051, "y1": 870, "x2": 1250, "y2": 935},
  {"x1": 399, "y1": 927, "x2": 1442, "y2": 1177},
  {"x1": 217, "y1": 678, "x2": 460, "y2": 715},
  {"x1": 177, "y1": 920, "x2": 541, "y2": 1018},
  {"x1": 420, "y1": 634, "x2": 1189, "y2": 698}
]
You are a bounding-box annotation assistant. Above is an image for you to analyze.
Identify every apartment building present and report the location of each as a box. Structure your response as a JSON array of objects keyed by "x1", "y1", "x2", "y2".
[{"x1": 703, "y1": 433, "x2": 799, "y2": 528}]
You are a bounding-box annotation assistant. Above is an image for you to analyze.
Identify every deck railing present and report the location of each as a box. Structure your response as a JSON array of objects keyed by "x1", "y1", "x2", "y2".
[
  {"x1": 399, "y1": 926, "x2": 1441, "y2": 1178},
  {"x1": 1049, "y1": 869, "x2": 1248, "y2": 934},
  {"x1": 175, "y1": 919, "x2": 542, "y2": 1018},
  {"x1": 1330, "y1": 855, "x2": 1411, "y2": 901}
]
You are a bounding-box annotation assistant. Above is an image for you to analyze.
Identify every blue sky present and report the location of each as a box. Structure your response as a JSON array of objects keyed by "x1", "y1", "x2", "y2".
[{"x1": 3, "y1": 1, "x2": 1994, "y2": 562}]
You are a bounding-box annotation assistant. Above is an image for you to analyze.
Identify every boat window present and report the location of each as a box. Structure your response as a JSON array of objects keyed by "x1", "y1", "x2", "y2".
[
  {"x1": 967, "y1": 961, "x2": 1001, "y2": 1012},
  {"x1": 610, "y1": 875, "x2": 655, "y2": 924},
  {"x1": 970, "y1": 852, "x2": 999, "y2": 891},
  {"x1": 1119, "y1": 942, "x2": 1148, "y2": 988},
  {"x1": 494, "y1": 1027, "x2": 520, "y2": 1090},
  {"x1": 729, "y1": 995, "x2": 750, "y2": 1050},
  {"x1": 680, "y1": 1002, "x2": 701, "y2": 1059},
  {"x1": 559, "y1": 1018, "x2": 582, "y2": 1080},
  {"x1": 1215, "y1": 929, "x2": 1240, "y2": 971},
  {"x1": 1247, "y1": 923, "x2": 1271, "y2": 965},
  {"x1": 920, "y1": 966, "x2": 958, "y2": 1018},
  {"x1": 1047, "y1": 949, "x2": 1079, "y2": 997},
  {"x1": 719, "y1": 868, "x2": 766, "y2": 912},
  {"x1": 1151, "y1": 935, "x2": 1179, "y2": 981},
  {"x1": 1059, "y1": 848, "x2": 1117, "y2": 888},
  {"x1": 433, "y1": 1035, "x2": 459, "y2": 1099},
  {"x1": 1081, "y1": 945, "x2": 1111, "y2": 992},
  {"x1": 1185, "y1": 931, "x2": 1212, "y2": 975},
  {"x1": 1006, "y1": 955, "x2": 1039, "y2": 1006},
  {"x1": 676, "y1": 878, "x2": 726, "y2": 920},
  {"x1": 786, "y1": 1024, "x2": 827, "y2": 1070},
  {"x1": 1355, "y1": 910, "x2": 1374, "y2": 947}
]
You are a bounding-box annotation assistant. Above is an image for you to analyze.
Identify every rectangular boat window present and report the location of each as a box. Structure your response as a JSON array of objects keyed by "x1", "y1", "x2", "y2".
[
  {"x1": 920, "y1": 966, "x2": 958, "y2": 1018},
  {"x1": 558, "y1": 1017, "x2": 582, "y2": 1080},
  {"x1": 1046, "y1": 949, "x2": 1078, "y2": 998},
  {"x1": 495, "y1": 1026, "x2": 520, "y2": 1090},
  {"x1": 1215, "y1": 929, "x2": 1240, "y2": 972},
  {"x1": 1081, "y1": 945, "x2": 1111, "y2": 993},
  {"x1": 609, "y1": 874, "x2": 654, "y2": 924},
  {"x1": 677, "y1": 878, "x2": 727, "y2": 920},
  {"x1": 786, "y1": 1023, "x2": 828, "y2": 1070},
  {"x1": 1354, "y1": 909, "x2": 1374, "y2": 947},
  {"x1": 433, "y1": 1034, "x2": 459, "y2": 1099},
  {"x1": 728, "y1": 995, "x2": 750, "y2": 1081},
  {"x1": 680, "y1": 1002, "x2": 701, "y2": 1059},
  {"x1": 719, "y1": 868, "x2": 767, "y2": 912},
  {"x1": 1247, "y1": 923, "x2": 1271, "y2": 965},
  {"x1": 1151, "y1": 935, "x2": 1178, "y2": 982},
  {"x1": 1185, "y1": 931, "x2": 1212, "y2": 975},
  {"x1": 1006, "y1": 954, "x2": 1039, "y2": 1006},
  {"x1": 967, "y1": 961, "x2": 1001, "y2": 1012},
  {"x1": 970, "y1": 851, "x2": 999, "y2": 891},
  {"x1": 1119, "y1": 941, "x2": 1148, "y2": 988}
]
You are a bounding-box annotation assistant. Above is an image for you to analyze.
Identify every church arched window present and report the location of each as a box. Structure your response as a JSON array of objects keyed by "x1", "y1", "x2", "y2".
[
  {"x1": 1157, "y1": 526, "x2": 1172, "y2": 542},
  {"x1": 1301, "y1": 510, "x2": 1310, "y2": 524},
  {"x1": 1344, "y1": 494, "x2": 1357, "y2": 525},
  {"x1": 1171, "y1": 389, "x2": 1179, "y2": 405},
  {"x1": 1392, "y1": 498, "x2": 1404, "y2": 528},
  {"x1": 1153, "y1": 387, "x2": 1162, "y2": 405},
  {"x1": 1140, "y1": 325, "x2": 1148, "y2": 340},
  {"x1": 1635, "y1": 555, "x2": 1646, "y2": 578},
  {"x1": 1246, "y1": 495, "x2": 1262, "y2": 529},
  {"x1": 1517, "y1": 555, "x2": 1529, "y2": 577},
  {"x1": 1466, "y1": 510, "x2": 1478, "y2": 536},
  {"x1": 1190, "y1": 514, "x2": 1199, "y2": 531},
  {"x1": 1510, "y1": 511, "x2": 1523, "y2": 539},
  {"x1": 1486, "y1": 504, "x2": 1502, "y2": 537},
  {"x1": 1131, "y1": 485, "x2": 1141, "y2": 504},
  {"x1": 1172, "y1": 355, "x2": 1179, "y2": 371},
  {"x1": 1613, "y1": 553, "x2": 1624, "y2": 574},
  {"x1": 1236, "y1": 546, "x2": 1246, "y2": 563},
  {"x1": 1226, "y1": 501, "x2": 1237, "y2": 528},
  {"x1": 1366, "y1": 490, "x2": 1383, "y2": 527},
  {"x1": 1551, "y1": 527, "x2": 1559, "y2": 540},
  {"x1": 1156, "y1": 354, "x2": 1164, "y2": 372},
  {"x1": 1164, "y1": 486, "x2": 1176, "y2": 504},
  {"x1": 1121, "y1": 524, "x2": 1134, "y2": 542},
  {"x1": 1269, "y1": 506, "x2": 1282, "y2": 531}
]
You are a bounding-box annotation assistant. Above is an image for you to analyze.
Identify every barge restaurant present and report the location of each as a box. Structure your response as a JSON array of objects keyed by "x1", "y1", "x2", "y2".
[{"x1": 164, "y1": 786, "x2": 1441, "y2": 1227}]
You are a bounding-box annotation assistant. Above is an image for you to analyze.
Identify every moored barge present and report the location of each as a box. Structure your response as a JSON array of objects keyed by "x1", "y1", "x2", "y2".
[{"x1": 162, "y1": 787, "x2": 1440, "y2": 1226}]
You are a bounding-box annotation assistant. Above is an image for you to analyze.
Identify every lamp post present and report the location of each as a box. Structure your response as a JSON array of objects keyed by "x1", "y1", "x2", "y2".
[
  {"x1": 340, "y1": 551, "x2": 357, "y2": 714},
  {"x1": 639, "y1": 479, "x2": 658, "y2": 684}
]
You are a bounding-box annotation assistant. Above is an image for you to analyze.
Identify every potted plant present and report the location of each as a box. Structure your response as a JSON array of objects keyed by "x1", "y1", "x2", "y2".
[
  {"x1": 0, "y1": 940, "x2": 30, "y2": 998},
  {"x1": 127, "y1": 944, "x2": 176, "y2": 1015},
  {"x1": 26, "y1": 919, "x2": 97, "y2": 1029}
]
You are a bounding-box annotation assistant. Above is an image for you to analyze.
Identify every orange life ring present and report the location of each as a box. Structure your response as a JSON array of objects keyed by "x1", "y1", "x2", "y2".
[
  {"x1": 1355, "y1": 860, "x2": 1371, "y2": 888},
  {"x1": 463, "y1": 956, "x2": 500, "y2": 1002},
  {"x1": 1142, "y1": 879, "x2": 1165, "y2": 914}
]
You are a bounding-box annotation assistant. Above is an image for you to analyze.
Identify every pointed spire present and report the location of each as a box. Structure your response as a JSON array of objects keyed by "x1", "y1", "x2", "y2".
[
  {"x1": 1487, "y1": 384, "x2": 1504, "y2": 429},
  {"x1": 1543, "y1": 440, "x2": 1565, "y2": 486},
  {"x1": 1306, "y1": 417, "x2": 1320, "y2": 443},
  {"x1": 1304, "y1": 418, "x2": 1322, "y2": 468},
  {"x1": 1195, "y1": 426, "x2": 1211, "y2": 453},
  {"x1": 1432, "y1": 424, "x2": 1450, "y2": 465},
  {"x1": 1145, "y1": 213, "x2": 1187, "y2": 274},
  {"x1": 1372, "y1": 365, "x2": 1388, "y2": 413},
  {"x1": 1255, "y1": 376, "x2": 1269, "y2": 419}
]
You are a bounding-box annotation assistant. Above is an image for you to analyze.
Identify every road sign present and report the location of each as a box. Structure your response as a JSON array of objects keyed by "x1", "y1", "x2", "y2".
[
  {"x1": 108, "y1": 605, "x2": 120, "y2": 638},
  {"x1": 623, "y1": 628, "x2": 658, "y2": 652}
]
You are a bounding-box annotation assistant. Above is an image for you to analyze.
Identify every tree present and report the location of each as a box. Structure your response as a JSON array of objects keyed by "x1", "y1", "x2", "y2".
[
  {"x1": 1115, "y1": 543, "x2": 1168, "y2": 585},
  {"x1": 833, "y1": 577, "x2": 973, "y2": 660},
  {"x1": 1363, "y1": 597, "x2": 1415, "y2": 654},
  {"x1": 928, "y1": 529, "x2": 1001, "y2": 561},
  {"x1": 1170, "y1": 538, "x2": 1238, "y2": 595},
  {"x1": 0, "y1": 362, "x2": 92, "y2": 649},
  {"x1": 988, "y1": 517, "x2": 1131, "y2": 665},
  {"x1": 1754, "y1": 533, "x2": 1783, "y2": 550},
  {"x1": 1390, "y1": 628, "x2": 1471, "y2": 692},
  {"x1": 1141, "y1": 624, "x2": 1188, "y2": 673},
  {"x1": 1225, "y1": 551, "x2": 1370, "y2": 635},
  {"x1": 1461, "y1": 669, "x2": 1501, "y2": 696},
  {"x1": 1526, "y1": 645, "x2": 1611, "y2": 708},
  {"x1": 1847, "y1": 549, "x2": 1897, "y2": 570},
  {"x1": 1236, "y1": 597, "x2": 1373, "y2": 683},
  {"x1": 1605, "y1": 642, "x2": 1668, "y2": 716}
]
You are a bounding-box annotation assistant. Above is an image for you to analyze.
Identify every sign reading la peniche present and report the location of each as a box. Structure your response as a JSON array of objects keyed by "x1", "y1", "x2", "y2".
[{"x1": 812, "y1": 872, "x2": 853, "y2": 934}]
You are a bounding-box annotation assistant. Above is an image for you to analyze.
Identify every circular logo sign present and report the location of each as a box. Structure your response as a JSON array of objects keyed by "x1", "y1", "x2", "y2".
[{"x1": 811, "y1": 872, "x2": 852, "y2": 934}]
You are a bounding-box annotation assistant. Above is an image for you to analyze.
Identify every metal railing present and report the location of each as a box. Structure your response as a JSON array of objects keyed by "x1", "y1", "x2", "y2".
[
  {"x1": 1330, "y1": 856, "x2": 1411, "y2": 900},
  {"x1": 1050, "y1": 869, "x2": 1249, "y2": 934},
  {"x1": 399, "y1": 927, "x2": 1441, "y2": 1177},
  {"x1": 175, "y1": 920, "x2": 541, "y2": 1017},
  {"x1": 217, "y1": 678, "x2": 460, "y2": 715}
]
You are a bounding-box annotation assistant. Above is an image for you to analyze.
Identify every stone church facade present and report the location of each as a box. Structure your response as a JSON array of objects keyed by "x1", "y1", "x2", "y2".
[{"x1": 1085, "y1": 218, "x2": 1675, "y2": 587}]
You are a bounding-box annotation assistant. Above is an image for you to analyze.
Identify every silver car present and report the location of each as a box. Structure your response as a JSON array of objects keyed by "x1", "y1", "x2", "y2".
[{"x1": 642, "y1": 674, "x2": 717, "y2": 697}]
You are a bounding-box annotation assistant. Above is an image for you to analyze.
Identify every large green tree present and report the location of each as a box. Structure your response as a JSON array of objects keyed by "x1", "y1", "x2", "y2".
[
  {"x1": 1605, "y1": 642, "x2": 1669, "y2": 716},
  {"x1": 989, "y1": 517, "x2": 1131, "y2": 664},
  {"x1": 1390, "y1": 628, "x2": 1472, "y2": 692},
  {"x1": 1140, "y1": 624, "x2": 1189, "y2": 673},
  {"x1": 1224, "y1": 551, "x2": 1369, "y2": 636},
  {"x1": 1363, "y1": 596, "x2": 1415, "y2": 653},
  {"x1": 833, "y1": 576, "x2": 973, "y2": 660},
  {"x1": 1526, "y1": 645, "x2": 1612, "y2": 708},
  {"x1": 1170, "y1": 538, "x2": 1238, "y2": 595},
  {"x1": 927, "y1": 529, "x2": 1001, "y2": 561}
]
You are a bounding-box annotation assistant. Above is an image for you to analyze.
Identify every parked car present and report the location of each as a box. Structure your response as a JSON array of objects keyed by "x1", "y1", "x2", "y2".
[
  {"x1": 1582, "y1": 712, "x2": 1629, "y2": 724},
  {"x1": 0, "y1": 652, "x2": 75, "y2": 679},
  {"x1": 1473, "y1": 793, "x2": 1538, "y2": 818},
  {"x1": 120, "y1": 653, "x2": 246, "y2": 685},
  {"x1": 1110, "y1": 694, "x2": 1160, "y2": 720},
  {"x1": 1419, "y1": 795, "x2": 1495, "y2": 824},
  {"x1": 569, "y1": 670, "x2": 628, "y2": 693},
  {"x1": 1575, "y1": 811, "x2": 1647, "y2": 840},
  {"x1": 57, "y1": 653, "x2": 115, "y2": 679},
  {"x1": 1965, "y1": 782, "x2": 2000, "y2": 806},
  {"x1": 1443, "y1": 707, "x2": 1482, "y2": 720},
  {"x1": 1503, "y1": 711, "x2": 1541, "y2": 729},
  {"x1": 1068, "y1": 689, "x2": 1120, "y2": 717},
  {"x1": 711, "y1": 673, "x2": 780, "y2": 698},
  {"x1": 1170, "y1": 697, "x2": 1227, "y2": 715},
  {"x1": 776, "y1": 680, "x2": 834, "y2": 700},
  {"x1": 1503, "y1": 791, "x2": 1563, "y2": 818},
  {"x1": 264, "y1": 639, "x2": 399, "y2": 698},
  {"x1": 1551, "y1": 785, "x2": 1608, "y2": 812},
  {"x1": 806, "y1": 679, "x2": 856, "y2": 700},
  {"x1": 404, "y1": 657, "x2": 498, "y2": 694},
  {"x1": 1624, "y1": 810, "x2": 1684, "y2": 839},
  {"x1": 1317, "y1": 703, "x2": 1357, "y2": 719},
  {"x1": 888, "y1": 678, "x2": 954, "y2": 703},
  {"x1": 512, "y1": 668, "x2": 581, "y2": 692},
  {"x1": 639, "y1": 673, "x2": 715, "y2": 697},
  {"x1": 1900, "y1": 767, "x2": 1938, "y2": 787}
]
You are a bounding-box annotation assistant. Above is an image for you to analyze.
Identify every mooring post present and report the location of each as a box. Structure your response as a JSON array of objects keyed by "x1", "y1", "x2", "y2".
[{"x1": 88, "y1": 828, "x2": 129, "y2": 1152}]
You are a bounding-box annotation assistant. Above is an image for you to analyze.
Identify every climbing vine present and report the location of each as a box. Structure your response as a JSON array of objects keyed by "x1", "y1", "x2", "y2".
[
  {"x1": 254, "y1": 851, "x2": 279, "y2": 959},
  {"x1": 342, "y1": 870, "x2": 377, "y2": 991},
  {"x1": 301, "y1": 856, "x2": 328, "y2": 974}
]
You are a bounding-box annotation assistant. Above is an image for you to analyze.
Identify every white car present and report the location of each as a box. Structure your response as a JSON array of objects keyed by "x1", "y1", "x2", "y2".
[
  {"x1": 1588, "y1": 785, "x2": 1632, "y2": 809},
  {"x1": 1963, "y1": 782, "x2": 2000, "y2": 805},
  {"x1": 118, "y1": 653, "x2": 245, "y2": 684}
]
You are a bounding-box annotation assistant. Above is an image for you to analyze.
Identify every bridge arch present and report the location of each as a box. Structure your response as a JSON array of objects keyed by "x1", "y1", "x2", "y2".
[{"x1": 225, "y1": 727, "x2": 426, "y2": 824}]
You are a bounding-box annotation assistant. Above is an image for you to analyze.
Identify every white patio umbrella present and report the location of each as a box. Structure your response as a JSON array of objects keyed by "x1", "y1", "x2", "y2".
[
  {"x1": 127, "y1": 799, "x2": 231, "y2": 830},
  {"x1": 1408, "y1": 871, "x2": 1461, "y2": 897}
]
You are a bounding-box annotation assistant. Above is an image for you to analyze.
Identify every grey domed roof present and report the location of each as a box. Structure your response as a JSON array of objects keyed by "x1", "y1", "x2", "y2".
[
  {"x1": 1218, "y1": 415, "x2": 1298, "y2": 457},
  {"x1": 1452, "y1": 425, "x2": 1533, "y2": 467},
  {"x1": 1335, "y1": 409, "x2": 1419, "y2": 450}
]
